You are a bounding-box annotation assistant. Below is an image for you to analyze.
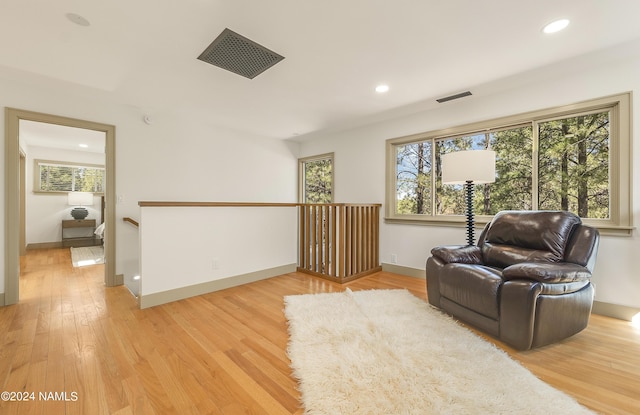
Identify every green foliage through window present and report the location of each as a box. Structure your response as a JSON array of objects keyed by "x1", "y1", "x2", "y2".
[
  {"x1": 36, "y1": 160, "x2": 105, "y2": 193},
  {"x1": 391, "y1": 110, "x2": 612, "y2": 220},
  {"x1": 538, "y1": 112, "x2": 609, "y2": 218},
  {"x1": 300, "y1": 154, "x2": 333, "y2": 203},
  {"x1": 396, "y1": 142, "x2": 431, "y2": 214}
]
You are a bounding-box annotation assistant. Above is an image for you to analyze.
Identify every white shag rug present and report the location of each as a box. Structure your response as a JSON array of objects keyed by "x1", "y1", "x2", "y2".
[
  {"x1": 284, "y1": 289, "x2": 595, "y2": 415},
  {"x1": 70, "y1": 246, "x2": 104, "y2": 267}
]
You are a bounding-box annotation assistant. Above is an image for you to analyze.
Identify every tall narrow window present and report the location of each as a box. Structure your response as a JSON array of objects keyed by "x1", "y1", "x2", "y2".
[
  {"x1": 396, "y1": 142, "x2": 432, "y2": 214},
  {"x1": 299, "y1": 153, "x2": 334, "y2": 203}
]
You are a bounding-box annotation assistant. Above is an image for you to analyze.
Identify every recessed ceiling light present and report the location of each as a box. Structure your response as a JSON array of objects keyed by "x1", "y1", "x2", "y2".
[
  {"x1": 543, "y1": 19, "x2": 569, "y2": 34},
  {"x1": 79, "y1": 144, "x2": 89, "y2": 148},
  {"x1": 66, "y1": 13, "x2": 90, "y2": 27},
  {"x1": 375, "y1": 84, "x2": 390, "y2": 93}
]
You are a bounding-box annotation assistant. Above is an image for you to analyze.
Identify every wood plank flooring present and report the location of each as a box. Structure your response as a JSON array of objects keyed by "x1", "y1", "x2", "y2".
[{"x1": 1, "y1": 248, "x2": 638, "y2": 414}]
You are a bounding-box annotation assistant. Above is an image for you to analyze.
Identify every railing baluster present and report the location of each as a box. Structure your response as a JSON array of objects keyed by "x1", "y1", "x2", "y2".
[
  {"x1": 304, "y1": 206, "x2": 313, "y2": 271},
  {"x1": 323, "y1": 205, "x2": 330, "y2": 275},
  {"x1": 357, "y1": 206, "x2": 362, "y2": 274},
  {"x1": 365, "y1": 207, "x2": 369, "y2": 270},
  {"x1": 301, "y1": 206, "x2": 305, "y2": 270},
  {"x1": 296, "y1": 203, "x2": 381, "y2": 283},
  {"x1": 346, "y1": 206, "x2": 352, "y2": 276},
  {"x1": 356, "y1": 206, "x2": 361, "y2": 274},
  {"x1": 317, "y1": 205, "x2": 322, "y2": 273},
  {"x1": 351, "y1": 206, "x2": 356, "y2": 275},
  {"x1": 338, "y1": 206, "x2": 345, "y2": 278},
  {"x1": 333, "y1": 207, "x2": 338, "y2": 277},
  {"x1": 311, "y1": 205, "x2": 317, "y2": 273}
]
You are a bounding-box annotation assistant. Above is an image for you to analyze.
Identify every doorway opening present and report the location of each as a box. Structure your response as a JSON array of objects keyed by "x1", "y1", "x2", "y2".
[{"x1": 4, "y1": 108, "x2": 118, "y2": 306}]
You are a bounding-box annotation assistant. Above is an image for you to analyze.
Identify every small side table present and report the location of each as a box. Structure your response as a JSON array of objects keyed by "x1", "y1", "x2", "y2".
[{"x1": 62, "y1": 219, "x2": 97, "y2": 247}]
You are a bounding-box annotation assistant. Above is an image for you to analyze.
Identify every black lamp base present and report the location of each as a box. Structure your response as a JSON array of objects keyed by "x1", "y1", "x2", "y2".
[
  {"x1": 464, "y1": 181, "x2": 475, "y2": 246},
  {"x1": 70, "y1": 207, "x2": 89, "y2": 220}
]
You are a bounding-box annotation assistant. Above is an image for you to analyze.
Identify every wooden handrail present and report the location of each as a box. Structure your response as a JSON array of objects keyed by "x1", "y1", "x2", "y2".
[
  {"x1": 138, "y1": 201, "x2": 381, "y2": 208},
  {"x1": 139, "y1": 201, "x2": 299, "y2": 207},
  {"x1": 123, "y1": 217, "x2": 139, "y2": 227}
]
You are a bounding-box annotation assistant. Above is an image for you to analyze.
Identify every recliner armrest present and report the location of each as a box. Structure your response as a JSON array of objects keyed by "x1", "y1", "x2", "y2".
[
  {"x1": 503, "y1": 262, "x2": 591, "y2": 283},
  {"x1": 431, "y1": 245, "x2": 483, "y2": 264}
]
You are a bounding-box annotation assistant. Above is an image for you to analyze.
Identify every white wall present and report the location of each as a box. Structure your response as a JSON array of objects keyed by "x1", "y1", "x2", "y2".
[
  {"x1": 0, "y1": 74, "x2": 299, "y2": 297},
  {"x1": 299, "y1": 42, "x2": 640, "y2": 309},
  {"x1": 25, "y1": 146, "x2": 104, "y2": 245},
  {"x1": 140, "y1": 206, "x2": 297, "y2": 296}
]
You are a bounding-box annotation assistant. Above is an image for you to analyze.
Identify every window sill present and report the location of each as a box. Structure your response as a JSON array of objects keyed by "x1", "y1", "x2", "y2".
[{"x1": 384, "y1": 216, "x2": 634, "y2": 237}]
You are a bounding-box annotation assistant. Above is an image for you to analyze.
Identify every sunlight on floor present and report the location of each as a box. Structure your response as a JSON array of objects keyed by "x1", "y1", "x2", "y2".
[{"x1": 77, "y1": 259, "x2": 100, "y2": 267}]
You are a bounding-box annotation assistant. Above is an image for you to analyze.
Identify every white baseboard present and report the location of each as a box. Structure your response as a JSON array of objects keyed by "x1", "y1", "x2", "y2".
[
  {"x1": 381, "y1": 263, "x2": 425, "y2": 279},
  {"x1": 115, "y1": 274, "x2": 124, "y2": 286},
  {"x1": 139, "y1": 263, "x2": 297, "y2": 309},
  {"x1": 27, "y1": 242, "x2": 63, "y2": 250},
  {"x1": 592, "y1": 301, "x2": 640, "y2": 322}
]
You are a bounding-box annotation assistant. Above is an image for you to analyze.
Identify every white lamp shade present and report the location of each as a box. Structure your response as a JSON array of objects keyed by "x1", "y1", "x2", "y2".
[
  {"x1": 441, "y1": 150, "x2": 496, "y2": 184},
  {"x1": 68, "y1": 191, "x2": 94, "y2": 206}
]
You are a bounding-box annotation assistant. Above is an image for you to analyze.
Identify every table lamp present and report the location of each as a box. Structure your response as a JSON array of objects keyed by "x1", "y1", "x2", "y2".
[
  {"x1": 441, "y1": 150, "x2": 495, "y2": 246},
  {"x1": 68, "y1": 192, "x2": 94, "y2": 220}
]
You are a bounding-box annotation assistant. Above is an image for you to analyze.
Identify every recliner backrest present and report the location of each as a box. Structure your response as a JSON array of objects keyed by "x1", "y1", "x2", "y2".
[{"x1": 480, "y1": 210, "x2": 582, "y2": 269}]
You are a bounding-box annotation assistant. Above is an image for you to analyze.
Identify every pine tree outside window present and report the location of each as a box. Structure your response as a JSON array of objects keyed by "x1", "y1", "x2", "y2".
[
  {"x1": 385, "y1": 93, "x2": 631, "y2": 235},
  {"x1": 299, "y1": 153, "x2": 333, "y2": 203}
]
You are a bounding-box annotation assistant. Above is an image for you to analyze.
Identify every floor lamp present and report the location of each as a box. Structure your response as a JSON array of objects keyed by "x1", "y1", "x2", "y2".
[{"x1": 441, "y1": 150, "x2": 495, "y2": 246}]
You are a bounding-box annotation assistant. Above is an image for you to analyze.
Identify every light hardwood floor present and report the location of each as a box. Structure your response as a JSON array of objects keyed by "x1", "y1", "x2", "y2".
[{"x1": 1, "y1": 248, "x2": 639, "y2": 414}]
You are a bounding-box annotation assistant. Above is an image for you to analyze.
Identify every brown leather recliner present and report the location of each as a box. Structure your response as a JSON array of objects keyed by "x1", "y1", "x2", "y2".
[{"x1": 426, "y1": 210, "x2": 599, "y2": 350}]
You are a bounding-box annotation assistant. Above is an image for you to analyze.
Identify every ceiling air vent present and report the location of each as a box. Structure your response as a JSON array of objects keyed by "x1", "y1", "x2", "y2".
[
  {"x1": 436, "y1": 91, "x2": 472, "y2": 103},
  {"x1": 197, "y1": 28, "x2": 285, "y2": 79}
]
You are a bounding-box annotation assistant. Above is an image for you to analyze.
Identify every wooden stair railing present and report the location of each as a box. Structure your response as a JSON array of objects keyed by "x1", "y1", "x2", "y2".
[
  {"x1": 297, "y1": 204, "x2": 382, "y2": 283},
  {"x1": 123, "y1": 217, "x2": 139, "y2": 227}
]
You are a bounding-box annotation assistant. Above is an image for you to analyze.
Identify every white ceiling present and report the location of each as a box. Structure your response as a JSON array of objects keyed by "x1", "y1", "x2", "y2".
[
  {"x1": 2, "y1": 0, "x2": 640, "y2": 141},
  {"x1": 19, "y1": 120, "x2": 105, "y2": 154}
]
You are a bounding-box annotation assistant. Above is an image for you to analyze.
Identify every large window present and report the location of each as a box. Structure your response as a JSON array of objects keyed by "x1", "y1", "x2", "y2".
[
  {"x1": 386, "y1": 93, "x2": 632, "y2": 235},
  {"x1": 35, "y1": 159, "x2": 105, "y2": 193},
  {"x1": 299, "y1": 153, "x2": 334, "y2": 203}
]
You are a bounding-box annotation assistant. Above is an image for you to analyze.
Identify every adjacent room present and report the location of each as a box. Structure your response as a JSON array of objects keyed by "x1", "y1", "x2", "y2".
[{"x1": 1, "y1": 1, "x2": 639, "y2": 414}]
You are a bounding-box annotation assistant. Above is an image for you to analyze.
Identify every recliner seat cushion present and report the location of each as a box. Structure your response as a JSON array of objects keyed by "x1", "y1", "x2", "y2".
[
  {"x1": 503, "y1": 262, "x2": 592, "y2": 283},
  {"x1": 440, "y1": 264, "x2": 502, "y2": 319}
]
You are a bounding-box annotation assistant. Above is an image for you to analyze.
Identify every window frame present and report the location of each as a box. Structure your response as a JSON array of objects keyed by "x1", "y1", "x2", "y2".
[
  {"x1": 34, "y1": 159, "x2": 105, "y2": 195},
  {"x1": 385, "y1": 92, "x2": 632, "y2": 236},
  {"x1": 298, "y1": 152, "x2": 334, "y2": 203}
]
